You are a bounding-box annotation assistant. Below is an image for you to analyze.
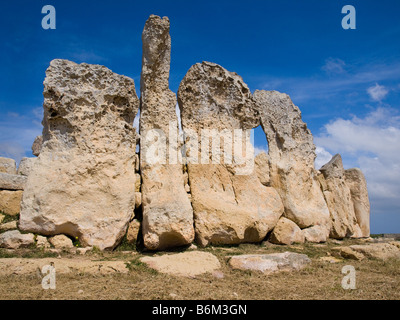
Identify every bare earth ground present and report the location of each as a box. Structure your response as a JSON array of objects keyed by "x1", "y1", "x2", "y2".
[{"x1": 0, "y1": 239, "x2": 399, "y2": 300}]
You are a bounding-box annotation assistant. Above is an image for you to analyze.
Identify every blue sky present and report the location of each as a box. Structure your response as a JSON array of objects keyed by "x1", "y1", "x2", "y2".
[{"x1": 0, "y1": 0, "x2": 399, "y2": 233}]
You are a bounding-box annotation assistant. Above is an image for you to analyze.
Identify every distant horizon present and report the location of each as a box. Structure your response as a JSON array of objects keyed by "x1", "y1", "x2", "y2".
[{"x1": 1, "y1": 0, "x2": 399, "y2": 234}]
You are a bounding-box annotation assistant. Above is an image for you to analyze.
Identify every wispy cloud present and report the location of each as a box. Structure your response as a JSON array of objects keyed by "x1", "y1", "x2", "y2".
[
  {"x1": 367, "y1": 83, "x2": 389, "y2": 102},
  {"x1": 321, "y1": 58, "x2": 346, "y2": 75}
]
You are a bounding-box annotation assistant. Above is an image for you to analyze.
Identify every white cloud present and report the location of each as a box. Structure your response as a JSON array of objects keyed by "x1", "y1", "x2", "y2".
[
  {"x1": 322, "y1": 58, "x2": 346, "y2": 75},
  {"x1": 254, "y1": 146, "x2": 268, "y2": 156},
  {"x1": 315, "y1": 107, "x2": 400, "y2": 216},
  {"x1": 367, "y1": 83, "x2": 389, "y2": 101}
]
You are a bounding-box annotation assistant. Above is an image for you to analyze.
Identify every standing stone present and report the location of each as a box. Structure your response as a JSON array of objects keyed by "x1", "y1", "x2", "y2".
[
  {"x1": 17, "y1": 157, "x2": 37, "y2": 176},
  {"x1": 345, "y1": 168, "x2": 370, "y2": 237},
  {"x1": 255, "y1": 152, "x2": 270, "y2": 186},
  {"x1": 178, "y1": 62, "x2": 284, "y2": 247},
  {"x1": 140, "y1": 15, "x2": 194, "y2": 250},
  {"x1": 0, "y1": 157, "x2": 17, "y2": 175},
  {"x1": 19, "y1": 59, "x2": 139, "y2": 250},
  {"x1": 253, "y1": 90, "x2": 330, "y2": 232},
  {"x1": 320, "y1": 154, "x2": 358, "y2": 239},
  {"x1": 32, "y1": 136, "x2": 43, "y2": 157}
]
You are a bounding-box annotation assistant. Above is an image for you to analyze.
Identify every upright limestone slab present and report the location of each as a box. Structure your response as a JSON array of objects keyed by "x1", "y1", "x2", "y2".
[
  {"x1": 178, "y1": 62, "x2": 284, "y2": 247},
  {"x1": 19, "y1": 59, "x2": 139, "y2": 250},
  {"x1": 320, "y1": 154, "x2": 359, "y2": 239},
  {"x1": 345, "y1": 168, "x2": 370, "y2": 237},
  {"x1": 253, "y1": 90, "x2": 330, "y2": 233},
  {"x1": 140, "y1": 15, "x2": 194, "y2": 250}
]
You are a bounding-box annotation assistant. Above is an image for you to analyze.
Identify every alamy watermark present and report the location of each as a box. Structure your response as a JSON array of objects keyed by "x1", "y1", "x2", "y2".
[
  {"x1": 41, "y1": 264, "x2": 56, "y2": 290},
  {"x1": 141, "y1": 122, "x2": 256, "y2": 175},
  {"x1": 42, "y1": 5, "x2": 56, "y2": 30},
  {"x1": 341, "y1": 265, "x2": 356, "y2": 290}
]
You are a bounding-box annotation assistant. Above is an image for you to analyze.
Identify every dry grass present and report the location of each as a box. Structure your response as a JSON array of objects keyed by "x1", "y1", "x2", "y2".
[{"x1": 0, "y1": 239, "x2": 399, "y2": 300}]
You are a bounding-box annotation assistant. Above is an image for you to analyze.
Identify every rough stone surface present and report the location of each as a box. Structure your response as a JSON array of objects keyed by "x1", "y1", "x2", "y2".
[
  {"x1": 253, "y1": 90, "x2": 330, "y2": 232},
  {"x1": 255, "y1": 152, "x2": 270, "y2": 186},
  {"x1": 126, "y1": 219, "x2": 141, "y2": 245},
  {"x1": 269, "y1": 217, "x2": 305, "y2": 245},
  {"x1": 345, "y1": 168, "x2": 370, "y2": 237},
  {"x1": 0, "y1": 157, "x2": 17, "y2": 175},
  {"x1": 48, "y1": 235, "x2": 74, "y2": 249},
  {"x1": 140, "y1": 15, "x2": 194, "y2": 250},
  {"x1": 349, "y1": 243, "x2": 400, "y2": 260},
  {"x1": 140, "y1": 251, "x2": 221, "y2": 277},
  {"x1": 0, "y1": 221, "x2": 18, "y2": 232},
  {"x1": 36, "y1": 235, "x2": 51, "y2": 249},
  {"x1": 32, "y1": 135, "x2": 43, "y2": 156},
  {"x1": 0, "y1": 190, "x2": 23, "y2": 215},
  {"x1": 332, "y1": 246, "x2": 365, "y2": 261},
  {"x1": 17, "y1": 157, "x2": 37, "y2": 176},
  {"x1": 229, "y1": 252, "x2": 311, "y2": 274},
  {"x1": 178, "y1": 62, "x2": 283, "y2": 247},
  {"x1": 0, "y1": 214, "x2": 4, "y2": 224},
  {"x1": 134, "y1": 192, "x2": 142, "y2": 209},
  {"x1": 320, "y1": 154, "x2": 358, "y2": 239},
  {"x1": 302, "y1": 225, "x2": 329, "y2": 243},
  {"x1": 0, "y1": 230, "x2": 35, "y2": 249},
  {"x1": 0, "y1": 173, "x2": 27, "y2": 190},
  {"x1": 19, "y1": 59, "x2": 139, "y2": 250}
]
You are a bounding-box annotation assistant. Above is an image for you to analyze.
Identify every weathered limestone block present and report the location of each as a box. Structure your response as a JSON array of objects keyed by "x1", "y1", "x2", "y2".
[
  {"x1": 32, "y1": 135, "x2": 43, "y2": 156},
  {"x1": 126, "y1": 219, "x2": 141, "y2": 245},
  {"x1": 17, "y1": 157, "x2": 37, "y2": 176},
  {"x1": 345, "y1": 168, "x2": 370, "y2": 237},
  {"x1": 255, "y1": 152, "x2": 270, "y2": 186},
  {"x1": 253, "y1": 90, "x2": 330, "y2": 231},
  {"x1": 302, "y1": 225, "x2": 329, "y2": 243},
  {"x1": 140, "y1": 15, "x2": 194, "y2": 250},
  {"x1": 0, "y1": 190, "x2": 23, "y2": 215},
  {"x1": 19, "y1": 59, "x2": 139, "y2": 250},
  {"x1": 48, "y1": 235, "x2": 74, "y2": 249},
  {"x1": 320, "y1": 154, "x2": 358, "y2": 239},
  {"x1": 178, "y1": 62, "x2": 284, "y2": 247},
  {"x1": 269, "y1": 217, "x2": 305, "y2": 245},
  {"x1": 0, "y1": 221, "x2": 18, "y2": 232},
  {"x1": 0, "y1": 173, "x2": 27, "y2": 190},
  {"x1": 0, "y1": 230, "x2": 35, "y2": 249},
  {"x1": 0, "y1": 157, "x2": 17, "y2": 175}
]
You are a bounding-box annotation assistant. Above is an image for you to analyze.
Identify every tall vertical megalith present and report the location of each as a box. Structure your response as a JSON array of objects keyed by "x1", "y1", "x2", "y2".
[
  {"x1": 19, "y1": 59, "x2": 139, "y2": 250},
  {"x1": 140, "y1": 15, "x2": 194, "y2": 250},
  {"x1": 253, "y1": 90, "x2": 331, "y2": 239}
]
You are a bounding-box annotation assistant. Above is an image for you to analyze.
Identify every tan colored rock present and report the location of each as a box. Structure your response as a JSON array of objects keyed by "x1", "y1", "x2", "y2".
[
  {"x1": 140, "y1": 15, "x2": 194, "y2": 250},
  {"x1": 48, "y1": 235, "x2": 74, "y2": 249},
  {"x1": 17, "y1": 157, "x2": 37, "y2": 176},
  {"x1": 36, "y1": 235, "x2": 51, "y2": 249},
  {"x1": 302, "y1": 225, "x2": 329, "y2": 243},
  {"x1": 229, "y1": 252, "x2": 311, "y2": 274},
  {"x1": 135, "y1": 192, "x2": 142, "y2": 209},
  {"x1": 126, "y1": 219, "x2": 141, "y2": 245},
  {"x1": 0, "y1": 157, "x2": 17, "y2": 175},
  {"x1": 135, "y1": 173, "x2": 141, "y2": 192},
  {"x1": 32, "y1": 135, "x2": 43, "y2": 156},
  {"x1": 0, "y1": 173, "x2": 27, "y2": 190},
  {"x1": 0, "y1": 230, "x2": 35, "y2": 249},
  {"x1": 320, "y1": 154, "x2": 358, "y2": 239},
  {"x1": 255, "y1": 152, "x2": 270, "y2": 186},
  {"x1": 135, "y1": 154, "x2": 140, "y2": 172},
  {"x1": 270, "y1": 217, "x2": 304, "y2": 245},
  {"x1": 253, "y1": 90, "x2": 330, "y2": 230},
  {"x1": 19, "y1": 59, "x2": 139, "y2": 250},
  {"x1": 0, "y1": 221, "x2": 18, "y2": 232},
  {"x1": 0, "y1": 190, "x2": 23, "y2": 216},
  {"x1": 140, "y1": 251, "x2": 221, "y2": 277},
  {"x1": 0, "y1": 214, "x2": 4, "y2": 223},
  {"x1": 349, "y1": 243, "x2": 400, "y2": 260},
  {"x1": 332, "y1": 246, "x2": 365, "y2": 261},
  {"x1": 178, "y1": 62, "x2": 284, "y2": 247},
  {"x1": 345, "y1": 168, "x2": 370, "y2": 237}
]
